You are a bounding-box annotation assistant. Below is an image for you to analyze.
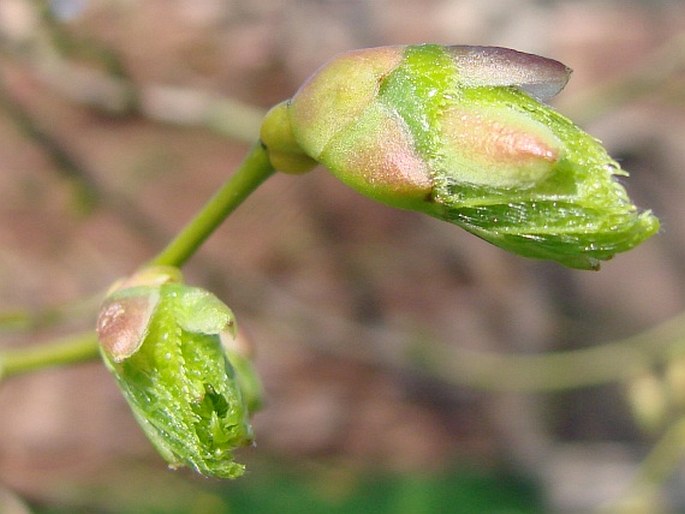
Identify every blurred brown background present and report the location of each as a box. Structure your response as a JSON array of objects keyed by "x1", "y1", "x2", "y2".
[{"x1": 1, "y1": 0, "x2": 684, "y2": 512}]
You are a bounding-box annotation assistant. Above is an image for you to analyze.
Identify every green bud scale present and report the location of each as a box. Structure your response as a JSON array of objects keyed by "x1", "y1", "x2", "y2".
[{"x1": 261, "y1": 44, "x2": 659, "y2": 269}]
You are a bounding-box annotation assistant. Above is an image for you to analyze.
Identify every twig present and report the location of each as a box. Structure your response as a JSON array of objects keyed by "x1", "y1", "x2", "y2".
[
  {"x1": 150, "y1": 143, "x2": 275, "y2": 267},
  {"x1": 0, "y1": 144, "x2": 275, "y2": 380},
  {"x1": 0, "y1": 331, "x2": 98, "y2": 379},
  {"x1": 0, "y1": 292, "x2": 101, "y2": 332}
]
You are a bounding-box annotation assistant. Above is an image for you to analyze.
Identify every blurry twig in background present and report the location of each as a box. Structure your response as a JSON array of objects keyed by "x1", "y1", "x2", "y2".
[
  {"x1": 0, "y1": 0, "x2": 135, "y2": 112},
  {"x1": 602, "y1": 417, "x2": 685, "y2": 513},
  {"x1": 630, "y1": 416, "x2": 685, "y2": 509},
  {"x1": 0, "y1": 0, "x2": 265, "y2": 141},
  {"x1": 0, "y1": 330, "x2": 97, "y2": 380},
  {"x1": 30, "y1": 0, "x2": 128, "y2": 78},
  {"x1": 0, "y1": 0, "x2": 266, "y2": 256},
  {"x1": 0, "y1": 67, "x2": 100, "y2": 213},
  {"x1": 419, "y1": 313, "x2": 685, "y2": 392},
  {"x1": 252, "y1": 275, "x2": 685, "y2": 392},
  {"x1": 0, "y1": 292, "x2": 100, "y2": 332},
  {"x1": 137, "y1": 85, "x2": 265, "y2": 143},
  {"x1": 0, "y1": 67, "x2": 172, "y2": 245}
]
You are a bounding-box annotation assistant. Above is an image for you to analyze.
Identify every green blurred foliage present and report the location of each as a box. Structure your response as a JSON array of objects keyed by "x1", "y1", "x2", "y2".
[{"x1": 31, "y1": 464, "x2": 541, "y2": 514}]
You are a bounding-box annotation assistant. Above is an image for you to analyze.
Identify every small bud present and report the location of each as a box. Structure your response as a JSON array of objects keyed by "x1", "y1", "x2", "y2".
[
  {"x1": 96, "y1": 267, "x2": 255, "y2": 478},
  {"x1": 260, "y1": 101, "x2": 318, "y2": 174},
  {"x1": 261, "y1": 44, "x2": 659, "y2": 269}
]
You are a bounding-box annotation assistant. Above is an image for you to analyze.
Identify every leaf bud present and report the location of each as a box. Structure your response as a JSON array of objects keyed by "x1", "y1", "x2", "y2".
[
  {"x1": 96, "y1": 266, "x2": 255, "y2": 478},
  {"x1": 261, "y1": 44, "x2": 659, "y2": 269}
]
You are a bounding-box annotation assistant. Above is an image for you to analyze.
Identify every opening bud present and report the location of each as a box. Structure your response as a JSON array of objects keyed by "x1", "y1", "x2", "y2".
[
  {"x1": 96, "y1": 266, "x2": 256, "y2": 478},
  {"x1": 260, "y1": 44, "x2": 659, "y2": 269}
]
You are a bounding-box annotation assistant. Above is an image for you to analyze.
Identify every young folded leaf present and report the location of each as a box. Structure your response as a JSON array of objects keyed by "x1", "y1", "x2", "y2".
[
  {"x1": 260, "y1": 44, "x2": 659, "y2": 269},
  {"x1": 96, "y1": 267, "x2": 255, "y2": 478}
]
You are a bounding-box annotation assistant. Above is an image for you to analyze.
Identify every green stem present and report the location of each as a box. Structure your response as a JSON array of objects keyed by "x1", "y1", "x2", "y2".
[
  {"x1": 150, "y1": 143, "x2": 274, "y2": 268},
  {"x1": 0, "y1": 143, "x2": 275, "y2": 380},
  {"x1": 0, "y1": 331, "x2": 99, "y2": 379}
]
